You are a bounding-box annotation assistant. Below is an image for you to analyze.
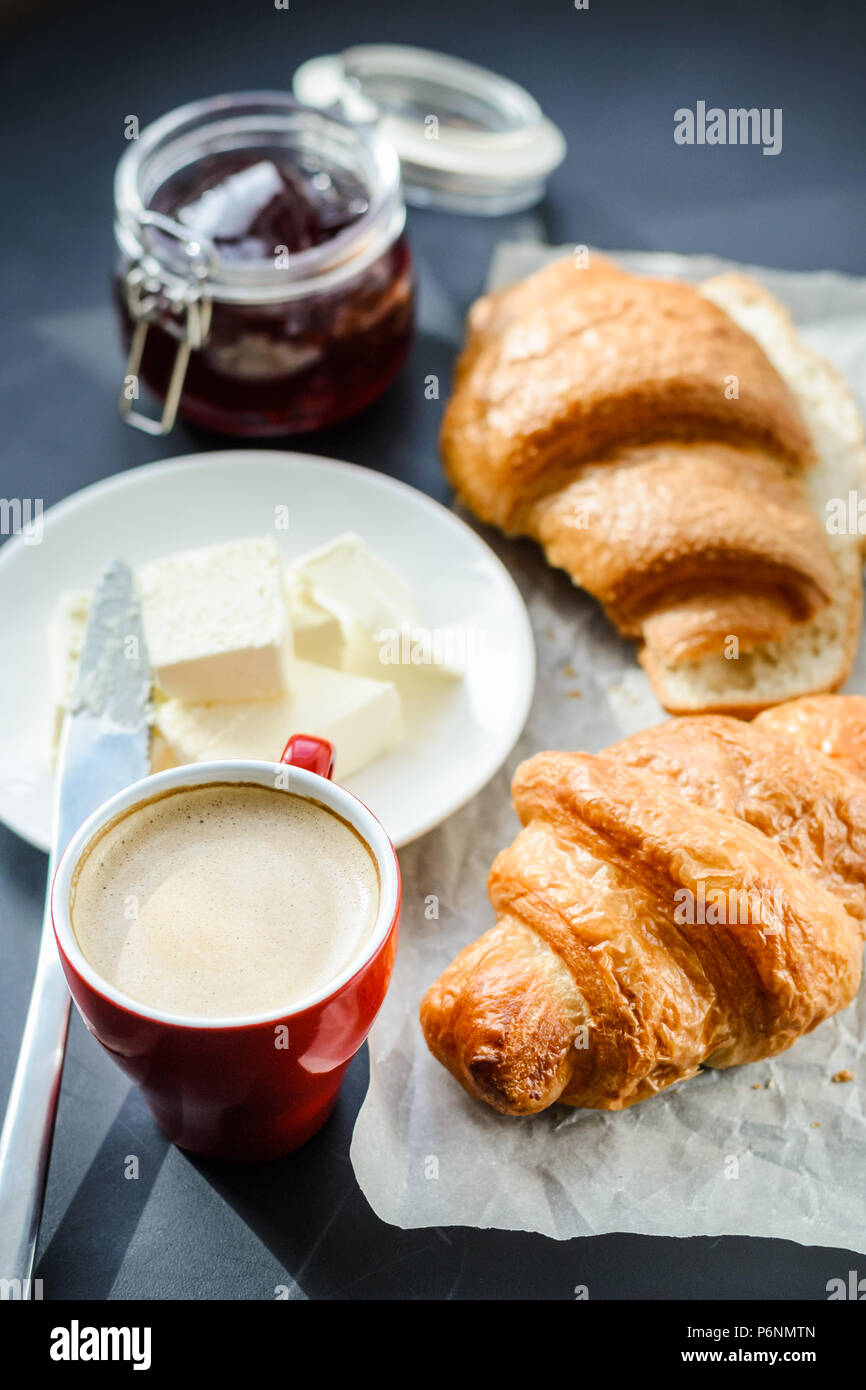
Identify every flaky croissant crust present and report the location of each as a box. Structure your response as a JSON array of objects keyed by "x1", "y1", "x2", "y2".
[
  {"x1": 420, "y1": 695, "x2": 865, "y2": 1115},
  {"x1": 441, "y1": 256, "x2": 836, "y2": 670}
]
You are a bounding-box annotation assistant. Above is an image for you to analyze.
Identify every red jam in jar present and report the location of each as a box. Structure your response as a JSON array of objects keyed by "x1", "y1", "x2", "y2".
[{"x1": 114, "y1": 94, "x2": 413, "y2": 437}]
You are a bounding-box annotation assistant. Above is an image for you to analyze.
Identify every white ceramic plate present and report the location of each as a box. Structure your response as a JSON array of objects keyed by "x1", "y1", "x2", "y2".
[{"x1": 0, "y1": 450, "x2": 535, "y2": 851}]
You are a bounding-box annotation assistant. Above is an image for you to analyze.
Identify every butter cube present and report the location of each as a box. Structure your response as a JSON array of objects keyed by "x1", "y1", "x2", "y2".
[
  {"x1": 48, "y1": 590, "x2": 90, "y2": 759},
  {"x1": 137, "y1": 537, "x2": 292, "y2": 703},
  {"x1": 285, "y1": 573, "x2": 344, "y2": 668},
  {"x1": 155, "y1": 659, "x2": 401, "y2": 781},
  {"x1": 288, "y1": 532, "x2": 463, "y2": 683},
  {"x1": 288, "y1": 532, "x2": 422, "y2": 639}
]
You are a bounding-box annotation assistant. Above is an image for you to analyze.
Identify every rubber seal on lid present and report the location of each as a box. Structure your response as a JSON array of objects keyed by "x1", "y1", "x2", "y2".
[{"x1": 293, "y1": 44, "x2": 566, "y2": 215}]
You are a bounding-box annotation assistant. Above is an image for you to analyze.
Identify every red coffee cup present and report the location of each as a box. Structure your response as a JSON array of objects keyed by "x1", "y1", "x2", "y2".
[{"x1": 51, "y1": 735, "x2": 401, "y2": 1163}]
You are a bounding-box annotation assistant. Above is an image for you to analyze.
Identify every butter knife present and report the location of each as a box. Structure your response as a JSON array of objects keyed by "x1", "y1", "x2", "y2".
[{"x1": 0, "y1": 560, "x2": 151, "y2": 1293}]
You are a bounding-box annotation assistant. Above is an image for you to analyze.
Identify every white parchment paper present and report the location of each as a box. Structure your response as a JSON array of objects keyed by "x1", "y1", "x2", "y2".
[{"x1": 350, "y1": 244, "x2": 866, "y2": 1248}]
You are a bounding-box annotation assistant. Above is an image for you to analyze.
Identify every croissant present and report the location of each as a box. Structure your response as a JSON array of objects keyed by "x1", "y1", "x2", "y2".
[
  {"x1": 420, "y1": 694, "x2": 866, "y2": 1115},
  {"x1": 441, "y1": 255, "x2": 865, "y2": 714}
]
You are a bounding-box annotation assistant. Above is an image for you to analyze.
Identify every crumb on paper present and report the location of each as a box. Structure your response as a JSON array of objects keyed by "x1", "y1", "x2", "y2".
[
  {"x1": 563, "y1": 663, "x2": 577, "y2": 678},
  {"x1": 752, "y1": 1083, "x2": 761, "y2": 1090},
  {"x1": 811, "y1": 1122, "x2": 821, "y2": 1129},
  {"x1": 567, "y1": 689, "x2": 582, "y2": 699},
  {"x1": 832, "y1": 1069, "x2": 855, "y2": 1083}
]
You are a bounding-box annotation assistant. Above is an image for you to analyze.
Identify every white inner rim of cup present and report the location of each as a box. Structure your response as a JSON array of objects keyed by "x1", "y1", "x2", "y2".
[{"x1": 51, "y1": 760, "x2": 400, "y2": 1031}]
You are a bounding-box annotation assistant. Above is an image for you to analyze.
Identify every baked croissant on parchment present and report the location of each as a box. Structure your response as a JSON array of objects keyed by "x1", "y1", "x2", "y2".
[
  {"x1": 441, "y1": 255, "x2": 866, "y2": 715},
  {"x1": 420, "y1": 695, "x2": 866, "y2": 1115}
]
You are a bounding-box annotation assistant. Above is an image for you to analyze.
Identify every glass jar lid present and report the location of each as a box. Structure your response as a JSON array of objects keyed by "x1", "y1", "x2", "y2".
[{"x1": 293, "y1": 44, "x2": 566, "y2": 215}]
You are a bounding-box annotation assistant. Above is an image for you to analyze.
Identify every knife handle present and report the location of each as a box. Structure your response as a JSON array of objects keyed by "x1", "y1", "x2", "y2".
[{"x1": 0, "y1": 865, "x2": 70, "y2": 1295}]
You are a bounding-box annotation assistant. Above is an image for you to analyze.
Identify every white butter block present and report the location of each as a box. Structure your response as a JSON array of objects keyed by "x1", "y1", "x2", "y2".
[
  {"x1": 137, "y1": 537, "x2": 292, "y2": 703},
  {"x1": 343, "y1": 620, "x2": 465, "y2": 685},
  {"x1": 156, "y1": 659, "x2": 402, "y2": 781},
  {"x1": 288, "y1": 532, "x2": 422, "y2": 640},
  {"x1": 285, "y1": 573, "x2": 344, "y2": 668},
  {"x1": 289, "y1": 532, "x2": 462, "y2": 681},
  {"x1": 149, "y1": 729, "x2": 178, "y2": 775},
  {"x1": 48, "y1": 590, "x2": 90, "y2": 758}
]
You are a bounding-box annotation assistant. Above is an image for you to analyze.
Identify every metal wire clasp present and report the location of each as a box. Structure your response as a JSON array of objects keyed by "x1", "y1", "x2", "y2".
[{"x1": 118, "y1": 212, "x2": 216, "y2": 436}]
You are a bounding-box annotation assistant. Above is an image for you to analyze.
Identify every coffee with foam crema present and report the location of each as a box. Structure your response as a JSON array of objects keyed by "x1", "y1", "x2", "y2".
[{"x1": 69, "y1": 782, "x2": 380, "y2": 1019}]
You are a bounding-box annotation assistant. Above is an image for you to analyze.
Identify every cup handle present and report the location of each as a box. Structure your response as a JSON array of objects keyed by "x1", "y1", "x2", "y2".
[{"x1": 280, "y1": 733, "x2": 336, "y2": 780}]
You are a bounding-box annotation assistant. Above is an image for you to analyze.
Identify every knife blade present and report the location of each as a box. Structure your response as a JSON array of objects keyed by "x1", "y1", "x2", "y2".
[
  {"x1": 56, "y1": 558, "x2": 152, "y2": 848},
  {"x1": 0, "y1": 560, "x2": 151, "y2": 1294}
]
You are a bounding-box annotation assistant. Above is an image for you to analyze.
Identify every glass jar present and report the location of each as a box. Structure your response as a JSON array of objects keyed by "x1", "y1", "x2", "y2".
[{"x1": 113, "y1": 93, "x2": 414, "y2": 437}]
